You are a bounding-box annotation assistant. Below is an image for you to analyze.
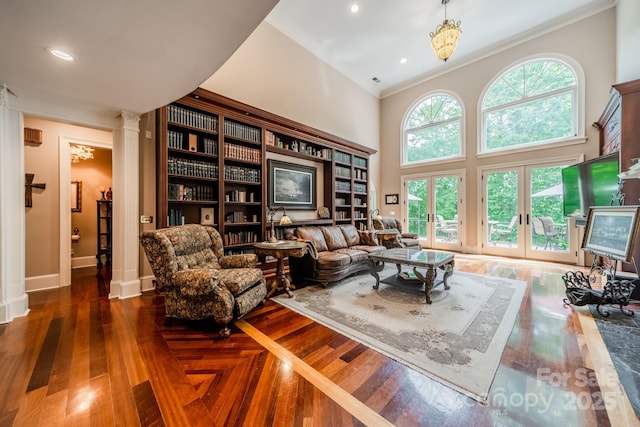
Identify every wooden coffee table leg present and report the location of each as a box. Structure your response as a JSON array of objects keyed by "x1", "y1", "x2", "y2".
[
  {"x1": 442, "y1": 260, "x2": 454, "y2": 290},
  {"x1": 368, "y1": 258, "x2": 385, "y2": 289},
  {"x1": 413, "y1": 266, "x2": 436, "y2": 304}
]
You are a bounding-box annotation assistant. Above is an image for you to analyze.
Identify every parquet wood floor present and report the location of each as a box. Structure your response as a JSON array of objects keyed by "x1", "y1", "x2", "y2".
[{"x1": 0, "y1": 255, "x2": 638, "y2": 426}]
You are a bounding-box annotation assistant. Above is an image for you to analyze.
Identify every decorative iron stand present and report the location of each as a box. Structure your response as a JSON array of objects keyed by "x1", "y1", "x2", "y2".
[{"x1": 562, "y1": 257, "x2": 636, "y2": 317}]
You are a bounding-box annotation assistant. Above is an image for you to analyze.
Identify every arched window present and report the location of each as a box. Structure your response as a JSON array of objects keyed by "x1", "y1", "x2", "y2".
[
  {"x1": 481, "y1": 58, "x2": 577, "y2": 152},
  {"x1": 403, "y1": 93, "x2": 463, "y2": 165}
]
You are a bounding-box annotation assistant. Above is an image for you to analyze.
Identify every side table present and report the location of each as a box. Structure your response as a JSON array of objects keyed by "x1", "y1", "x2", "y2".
[
  {"x1": 375, "y1": 230, "x2": 401, "y2": 249},
  {"x1": 254, "y1": 240, "x2": 307, "y2": 297}
]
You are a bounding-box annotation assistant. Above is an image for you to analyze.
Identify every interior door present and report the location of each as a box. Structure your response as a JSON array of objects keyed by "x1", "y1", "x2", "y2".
[
  {"x1": 403, "y1": 172, "x2": 463, "y2": 250},
  {"x1": 482, "y1": 160, "x2": 577, "y2": 263}
]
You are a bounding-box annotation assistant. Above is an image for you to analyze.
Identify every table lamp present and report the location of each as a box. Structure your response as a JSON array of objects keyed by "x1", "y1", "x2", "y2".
[
  {"x1": 370, "y1": 208, "x2": 382, "y2": 230},
  {"x1": 267, "y1": 207, "x2": 292, "y2": 242}
]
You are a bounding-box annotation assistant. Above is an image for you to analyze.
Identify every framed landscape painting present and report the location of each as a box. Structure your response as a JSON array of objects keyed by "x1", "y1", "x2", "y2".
[
  {"x1": 268, "y1": 160, "x2": 316, "y2": 210},
  {"x1": 582, "y1": 205, "x2": 640, "y2": 262}
]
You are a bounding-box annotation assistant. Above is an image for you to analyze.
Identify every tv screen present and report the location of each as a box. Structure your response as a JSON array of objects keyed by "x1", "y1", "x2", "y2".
[{"x1": 562, "y1": 152, "x2": 620, "y2": 225}]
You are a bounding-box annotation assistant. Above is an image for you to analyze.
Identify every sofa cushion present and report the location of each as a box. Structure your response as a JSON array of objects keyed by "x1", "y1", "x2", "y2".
[
  {"x1": 335, "y1": 248, "x2": 369, "y2": 263},
  {"x1": 357, "y1": 230, "x2": 378, "y2": 246},
  {"x1": 296, "y1": 227, "x2": 329, "y2": 252},
  {"x1": 339, "y1": 224, "x2": 360, "y2": 246},
  {"x1": 316, "y1": 251, "x2": 351, "y2": 269},
  {"x1": 217, "y1": 268, "x2": 263, "y2": 295},
  {"x1": 321, "y1": 226, "x2": 348, "y2": 250},
  {"x1": 351, "y1": 245, "x2": 386, "y2": 255}
]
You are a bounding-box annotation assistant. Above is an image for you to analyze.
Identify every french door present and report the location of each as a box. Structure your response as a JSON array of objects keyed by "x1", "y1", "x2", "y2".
[
  {"x1": 402, "y1": 171, "x2": 464, "y2": 251},
  {"x1": 481, "y1": 159, "x2": 578, "y2": 263}
]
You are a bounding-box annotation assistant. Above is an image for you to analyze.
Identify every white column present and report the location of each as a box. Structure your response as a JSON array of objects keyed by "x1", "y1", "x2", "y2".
[
  {"x1": 0, "y1": 83, "x2": 29, "y2": 322},
  {"x1": 109, "y1": 111, "x2": 141, "y2": 299}
]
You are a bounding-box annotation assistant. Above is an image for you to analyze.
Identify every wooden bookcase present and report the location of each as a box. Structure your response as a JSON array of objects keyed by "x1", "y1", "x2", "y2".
[{"x1": 156, "y1": 88, "x2": 375, "y2": 255}]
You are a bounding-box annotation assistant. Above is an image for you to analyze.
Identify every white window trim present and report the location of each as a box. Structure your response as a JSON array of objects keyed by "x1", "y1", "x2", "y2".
[
  {"x1": 476, "y1": 54, "x2": 586, "y2": 157},
  {"x1": 401, "y1": 89, "x2": 466, "y2": 167}
]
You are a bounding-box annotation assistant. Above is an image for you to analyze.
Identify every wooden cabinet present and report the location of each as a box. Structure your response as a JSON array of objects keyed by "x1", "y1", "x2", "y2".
[
  {"x1": 156, "y1": 88, "x2": 375, "y2": 255},
  {"x1": 96, "y1": 200, "x2": 112, "y2": 268},
  {"x1": 596, "y1": 78, "x2": 640, "y2": 271}
]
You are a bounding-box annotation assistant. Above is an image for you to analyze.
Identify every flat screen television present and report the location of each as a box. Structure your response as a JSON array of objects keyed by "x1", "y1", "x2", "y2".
[{"x1": 562, "y1": 152, "x2": 620, "y2": 226}]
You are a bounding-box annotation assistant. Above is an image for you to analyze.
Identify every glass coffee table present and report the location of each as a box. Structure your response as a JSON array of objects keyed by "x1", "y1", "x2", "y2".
[{"x1": 368, "y1": 248, "x2": 455, "y2": 304}]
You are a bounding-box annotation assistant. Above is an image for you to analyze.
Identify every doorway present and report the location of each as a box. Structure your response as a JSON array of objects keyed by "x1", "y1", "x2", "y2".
[
  {"x1": 480, "y1": 158, "x2": 579, "y2": 263},
  {"x1": 402, "y1": 170, "x2": 464, "y2": 250},
  {"x1": 60, "y1": 136, "x2": 113, "y2": 287}
]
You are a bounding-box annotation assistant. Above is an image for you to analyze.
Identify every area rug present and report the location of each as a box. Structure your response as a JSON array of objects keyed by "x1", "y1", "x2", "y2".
[{"x1": 274, "y1": 269, "x2": 526, "y2": 403}]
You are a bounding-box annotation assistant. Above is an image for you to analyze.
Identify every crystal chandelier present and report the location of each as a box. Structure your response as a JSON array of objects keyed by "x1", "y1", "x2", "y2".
[
  {"x1": 70, "y1": 144, "x2": 94, "y2": 163},
  {"x1": 430, "y1": 0, "x2": 462, "y2": 62}
]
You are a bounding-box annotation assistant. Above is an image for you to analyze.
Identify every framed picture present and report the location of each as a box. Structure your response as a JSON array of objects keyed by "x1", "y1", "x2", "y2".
[
  {"x1": 385, "y1": 194, "x2": 399, "y2": 205},
  {"x1": 200, "y1": 207, "x2": 215, "y2": 225},
  {"x1": 582, "y1": 206, "x2": 640, "y2": 262},
  {"x1": 71, "y1": 181, "x2": 82, "y2": 212},
  {"x1": 268, "y1": 160, "x2": 316, "y2": 210}
]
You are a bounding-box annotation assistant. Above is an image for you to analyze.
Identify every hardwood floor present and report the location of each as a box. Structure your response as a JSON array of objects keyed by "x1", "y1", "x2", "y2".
[{"x1": 0, "y1": 256, "x2": 638, "y2": 426}]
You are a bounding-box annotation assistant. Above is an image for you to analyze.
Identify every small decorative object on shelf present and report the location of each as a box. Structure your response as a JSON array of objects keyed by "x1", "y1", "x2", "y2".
[{"x1": 106, "y1": 187, "x2": 112, "y2": 200}]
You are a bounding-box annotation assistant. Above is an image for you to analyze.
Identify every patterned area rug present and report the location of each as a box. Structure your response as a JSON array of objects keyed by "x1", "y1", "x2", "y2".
[{"x1": 274, "y1": 268, "x2": 526, "y2": 402}]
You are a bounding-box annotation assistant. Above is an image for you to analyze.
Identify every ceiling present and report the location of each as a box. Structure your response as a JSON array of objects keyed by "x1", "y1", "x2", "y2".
[
  {"x1": 0, "y1": 0, "x2": 278, "y2": 116},
  {"x1": 266, "y1": 0, "x2": 614, "y2": 96},
  {"x1": 0, "y1": 0, "x2": 614, "y2": 117}
]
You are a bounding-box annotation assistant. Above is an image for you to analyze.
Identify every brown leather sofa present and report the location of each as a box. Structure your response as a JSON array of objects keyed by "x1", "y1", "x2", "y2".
[{"x1": 288, "y1": 224, "x2": 385, "y2": 287}]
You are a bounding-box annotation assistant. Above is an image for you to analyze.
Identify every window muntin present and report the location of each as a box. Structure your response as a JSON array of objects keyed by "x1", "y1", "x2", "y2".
[
  {"x1": 482, "y1": 59, "x2": 577, "y2": 152},
  {"x1": 404, "y1": 94, "x2": 462, "y2": 164}
]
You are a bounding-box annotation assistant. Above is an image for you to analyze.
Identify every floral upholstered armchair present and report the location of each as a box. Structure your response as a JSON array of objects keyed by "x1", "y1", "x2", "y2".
[
  {"x1": 372, "y1": 216, "x2": 420, "y2": 248},
  {"x1": 140, "y1": 224, "x2": 267, "y2": 338}
]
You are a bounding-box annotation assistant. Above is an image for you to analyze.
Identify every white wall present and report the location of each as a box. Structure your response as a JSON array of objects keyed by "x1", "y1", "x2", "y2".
[
  {"x1": 616, "y1": 0, "x2": 640, "y2": 83},
  {"x1": 379, "y1": 9, "x2": 617, "y2": 252},
  {"x1": 201, "y1": 21, "x2": 381, "y2": 203}
]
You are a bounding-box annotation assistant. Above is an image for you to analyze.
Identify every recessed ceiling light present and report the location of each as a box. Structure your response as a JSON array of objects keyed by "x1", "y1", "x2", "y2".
[
  {"x1": 350, "y1": 4, "x2": 359, "y2": 13},
  {"x1": 400, "y1": 58, "x2": 408, "y2": 64},
  {"x1": 47, "y1": 48, "x2": 75, "y2": 62}
]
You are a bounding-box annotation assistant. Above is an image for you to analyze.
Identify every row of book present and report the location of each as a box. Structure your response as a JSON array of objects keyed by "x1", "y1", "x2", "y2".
[
  {"x1": 335, "y1": 211, "x2": 350, "y2": 219},
  {"x1": 335, "y1": 151, "x2": 352, "y2": 164},
  {"x1": 168, "y1": 183, "x2": 215, "y2": 201},
  {"x1": 223, "y1": 231, "x2": 259, "y2": 246},
  {"x1": 225, "y1": 190, "x2": 256, "y2": 203},
  {"x1": 335, "y1": 197, "x2": 348, "y2": 206},
  {"x1": 168, "y1": 157, "x2": 219, "y2": 178},
  {"x1": 224, "y1": 120, "x2": 261, "y2": 143},
  {"x1": 353, "y1": 156, "x2": 367, "y2": 168},
  {"x1": 224, "y1": 165, "x2": 260, "y2": 183},
  {"x1": 336, "y1": 181, "x2": 351, "y2": 192},
  {"x1": 168, "y1": 209, "x2": 185, "y2": 226},
  {"x1": 224, "y1": 143, "x2": 261, "y2": 163},
  {"x1": 265, "y1": 131, "x2": 333, "y2": 160},
  {"x1": 168, "y1": 131, "x2": 218, "y2": 155},
  {"x1": 336, "y1": 166, "x2": 351, "y2": 178},
  {"x1": 169, "y1": 104, "x2": 218, "y2": 132},
  {"x1": 354, "y1": 169, "x2": 367, "y2": 180},
  {"x1": 353, "y1": 183, "x2": 367, "y2": 193},
  {"x1": 225, "y1": 211, "x2": 248, "y2": 223}
]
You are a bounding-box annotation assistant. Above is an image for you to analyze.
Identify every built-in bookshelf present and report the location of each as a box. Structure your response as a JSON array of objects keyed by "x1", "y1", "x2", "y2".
[{"x1": 156, "y1": 88, "x2": 375, "y2": 258}]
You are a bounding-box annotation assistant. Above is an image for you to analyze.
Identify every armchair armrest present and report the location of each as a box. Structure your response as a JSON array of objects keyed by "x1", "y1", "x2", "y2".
[
  {"x1": 400, "y1": 232, "x2": 419, "y2": 239},
  {"x1": 219, "y1": 254, "x2": 259, "y2": 269},
  {"x1": 173, "y1": 269, "x2": 221, "y2": 297}
]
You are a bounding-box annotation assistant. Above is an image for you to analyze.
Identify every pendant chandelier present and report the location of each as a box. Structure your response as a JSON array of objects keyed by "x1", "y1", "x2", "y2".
[
  {"x1": 70, "y1": 144, "x2": 94, "y2": 163},
  {"x1": 430, "y1": 0, "x2": 462, "y2": 62}
]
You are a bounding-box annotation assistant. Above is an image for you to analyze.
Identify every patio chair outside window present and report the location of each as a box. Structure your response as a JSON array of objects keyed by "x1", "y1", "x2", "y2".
[{"x1": 493, "y1": 215, "x2": 518, "y2": 245}]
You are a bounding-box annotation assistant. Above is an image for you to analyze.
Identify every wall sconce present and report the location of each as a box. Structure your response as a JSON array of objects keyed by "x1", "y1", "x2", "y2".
[{"x1": 267, "y1": 206, "x2": 292, "y2": 242}]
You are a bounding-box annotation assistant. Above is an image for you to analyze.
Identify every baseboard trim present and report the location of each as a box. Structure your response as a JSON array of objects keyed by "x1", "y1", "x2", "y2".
[
  {"x1": 72, "y1": 255, "x2": 96, "y2": 269},
  {"x1": 25, "y1": 273, "x2": 62, "y2": 292}
]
